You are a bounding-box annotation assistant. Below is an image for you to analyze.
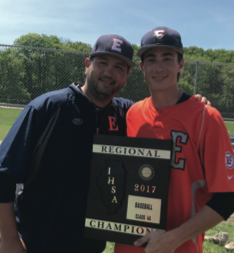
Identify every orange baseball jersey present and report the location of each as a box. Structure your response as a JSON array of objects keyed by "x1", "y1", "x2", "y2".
[{"x1": 115, "y1": 95, "x2": 234, "y2": 253}]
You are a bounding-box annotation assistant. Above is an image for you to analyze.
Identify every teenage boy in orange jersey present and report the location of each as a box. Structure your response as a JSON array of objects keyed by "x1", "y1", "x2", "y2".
[{"x1": 114, "y1": 27, "x2": 234, "y2": 253}]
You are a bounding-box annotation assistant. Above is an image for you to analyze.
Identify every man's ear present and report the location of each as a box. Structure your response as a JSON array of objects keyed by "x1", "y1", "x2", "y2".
[{"x1": 85, "y1": 58, "x2": 91, "y2": 75}]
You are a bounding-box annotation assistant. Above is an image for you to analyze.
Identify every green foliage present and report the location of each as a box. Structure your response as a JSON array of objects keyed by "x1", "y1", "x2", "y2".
[
  {"x1": 117, "y1": 62, "x2": 150, "y2": 102},
  {"x1": 14, "y1": 33, "x2": 64, "y2": 49},
  {"x1": 0, "y1": 33, "x2": 92, "y2": 103},
  {"x1": 178, "y1": 61, "x2": 196, "y2": 94},
  {"x1": 184, "y1": 46, "x2": 234, "y2": 63},
  {"x1": 0, "y1": 48, "x2": 31, "y2": 103},
  {"x1": 178, "y1": 47, "x2": 234, "y2": 116},
  {"x1": 65, "y1": 41, "x2": 92, "y2": 52},
  {"x1": 1, "y1": 33, "x2": 234, "y2": 111},
  {"x1": 14, "y1": 33, "x2": 92, "y2": 53},
  {"x1": 132, "y1": 44, "x2": 141, "y2": 56}
]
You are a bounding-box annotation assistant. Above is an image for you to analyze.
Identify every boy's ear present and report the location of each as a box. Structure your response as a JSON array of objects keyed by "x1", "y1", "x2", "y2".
[
  {"x1": 127, "y1": 70, "x2": 131, "y2": 78},
  {"x1": 178, "y1": 58, "x2": 184, "y2": 73},
  {"x1": 139, "y1": 61, "x2": 144, "y2": 71}
]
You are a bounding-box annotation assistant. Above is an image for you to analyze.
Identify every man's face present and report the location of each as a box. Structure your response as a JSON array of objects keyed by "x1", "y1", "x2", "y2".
[
  {"x1": 85, "y1": 55, "x2": 130, "y2": 101},
  {"x1": 139, "y1": 47, "x2": 184, "y2": 91}
]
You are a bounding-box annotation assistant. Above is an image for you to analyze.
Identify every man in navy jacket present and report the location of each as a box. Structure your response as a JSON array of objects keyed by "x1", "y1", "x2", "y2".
[{"x1": 0, "y1": 34, "x2": 136, "y2": 253}]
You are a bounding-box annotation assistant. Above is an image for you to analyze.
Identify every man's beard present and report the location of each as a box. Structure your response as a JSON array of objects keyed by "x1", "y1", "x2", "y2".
[{"x1": 86, "y1": 72, "x2": 117, "y2": 101}]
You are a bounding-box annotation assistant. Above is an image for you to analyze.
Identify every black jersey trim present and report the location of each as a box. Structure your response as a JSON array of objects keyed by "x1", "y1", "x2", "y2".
[
  {"x1": 206, "y1": 192, "x2": 234, "y2": 220},
  {"x1": 176, "y1": 93, "x2": 192, "y2": 104}
]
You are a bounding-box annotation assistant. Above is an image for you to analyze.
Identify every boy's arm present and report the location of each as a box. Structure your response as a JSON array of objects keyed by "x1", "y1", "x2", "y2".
[{"x1": 134, "y1": 205, "x2": 223, "y2": 253}]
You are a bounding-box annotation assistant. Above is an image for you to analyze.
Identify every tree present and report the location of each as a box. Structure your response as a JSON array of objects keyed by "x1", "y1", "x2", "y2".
[
  {"x1": 0, "y1": 48, "x2": 30, "y2": 104},
  {"x1": 12, "y1": 33, "x2": 92, "y2": 101}
]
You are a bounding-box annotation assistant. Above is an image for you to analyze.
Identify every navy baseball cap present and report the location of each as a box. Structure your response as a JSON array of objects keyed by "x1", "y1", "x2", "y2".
[
  {"x1": 90, "y1": 34, "x2": 135, "y2": 68},
  {"x1": 137, "y1": 26, "x2": 184, "y2": 57}
]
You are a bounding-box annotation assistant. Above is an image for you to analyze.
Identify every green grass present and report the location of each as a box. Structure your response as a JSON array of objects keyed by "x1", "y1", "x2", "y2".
[
  {"x1": 225, "y1": 121, "x2": 234, "y2": 136},
  {"x1": 103, "y1": 242, "x2": 115, "y2": 253},
  {"x1": 0, "y1": 107, "x2": 23, "y2": 141},
  {"x1": 101, "y1": 223, "x2": 234, "y2": 253},
  {"x1": 203, "y1": 223, "x2": 234, "y2": 253}
]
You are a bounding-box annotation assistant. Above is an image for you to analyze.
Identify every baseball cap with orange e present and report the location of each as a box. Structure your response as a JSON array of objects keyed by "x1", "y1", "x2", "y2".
[
  {"x1": 137, "y1": 26, "x2": 184, "y2": 57},
  {"x1": 90, "y1": 34, "x2": 135, "y2": 68}
]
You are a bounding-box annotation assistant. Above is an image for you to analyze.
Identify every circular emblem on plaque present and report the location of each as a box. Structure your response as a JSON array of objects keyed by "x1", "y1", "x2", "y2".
[{"x1": 139, "y1": 165, "x2": 155, "y2": 180}]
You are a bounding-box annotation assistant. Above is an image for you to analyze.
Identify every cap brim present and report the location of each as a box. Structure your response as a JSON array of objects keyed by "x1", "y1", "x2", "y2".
[
  {"x1": 90, "y1": 52, "x2": 135, "y2": 68},
  {"x1": 137, "y1": 45, "x2": 184, "y2": 57}
]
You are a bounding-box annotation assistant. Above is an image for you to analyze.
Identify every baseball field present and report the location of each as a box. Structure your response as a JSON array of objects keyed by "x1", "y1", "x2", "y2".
[
  {"x1": 0, "y1": 107, "x2": 234, "y2": 252},
  {"x1": 1, "y1": 107, "x2": 234, "y2": 141}
]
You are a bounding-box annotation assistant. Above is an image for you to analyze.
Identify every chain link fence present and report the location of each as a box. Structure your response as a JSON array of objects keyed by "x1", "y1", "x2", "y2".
[{"x1": 1, "y1": 44, "x2": 234, "y2": 142}]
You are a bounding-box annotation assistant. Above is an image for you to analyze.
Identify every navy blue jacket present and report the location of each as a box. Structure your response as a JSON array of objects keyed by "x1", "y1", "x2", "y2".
[
  {"x1": 0, "y1": 84, "x2": 96, "y2": 253},
  {"x1": 96, "y1": 98, "x2": 134, "y2": 136}
]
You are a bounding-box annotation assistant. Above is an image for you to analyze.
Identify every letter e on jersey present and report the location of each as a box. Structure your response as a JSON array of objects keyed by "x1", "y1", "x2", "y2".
[
  {"x1": 112, "y1": 39, "x2": 123, "y2": 53},
  {"x1": 108, "y1": 116, "x2": 119, "y2": 131}
]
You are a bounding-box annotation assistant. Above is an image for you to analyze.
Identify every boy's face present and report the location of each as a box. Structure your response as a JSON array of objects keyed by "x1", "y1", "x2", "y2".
[{"x1": 139, "y1": 47, "x2": 184, "y2": 92}]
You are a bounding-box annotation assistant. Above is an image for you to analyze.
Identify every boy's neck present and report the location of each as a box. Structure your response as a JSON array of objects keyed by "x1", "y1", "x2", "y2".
[{"x1": 150, "y1": 86, "x2": 183, "y2": 111}]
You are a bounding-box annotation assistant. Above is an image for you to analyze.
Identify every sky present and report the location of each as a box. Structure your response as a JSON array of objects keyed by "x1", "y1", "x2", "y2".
[{"x1": 0, "y1": 0, "x2": 234, "y2": 50}]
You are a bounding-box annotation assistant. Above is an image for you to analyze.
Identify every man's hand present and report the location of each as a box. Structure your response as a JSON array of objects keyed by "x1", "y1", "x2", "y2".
[
  {"x1": 134, "y1": 230, "x2": 177, "y2": 253},
  {"x1": 178, "y1": 89, "x2": 211, "y2": 105},
  {"x1": 0, "y1": 237, "x2": 27, "y2": 253},
  {"x1": 194, "y1": 94, "x2": 211, "y2": 105},
  {"x1": 0, "y1": 203, "x2": 27, "y2": 253}
]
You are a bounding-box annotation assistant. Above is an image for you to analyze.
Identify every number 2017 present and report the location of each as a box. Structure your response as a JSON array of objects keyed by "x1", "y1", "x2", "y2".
[{"x1": 134, "y1": 184, "x2": 156, "y2": 193}]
